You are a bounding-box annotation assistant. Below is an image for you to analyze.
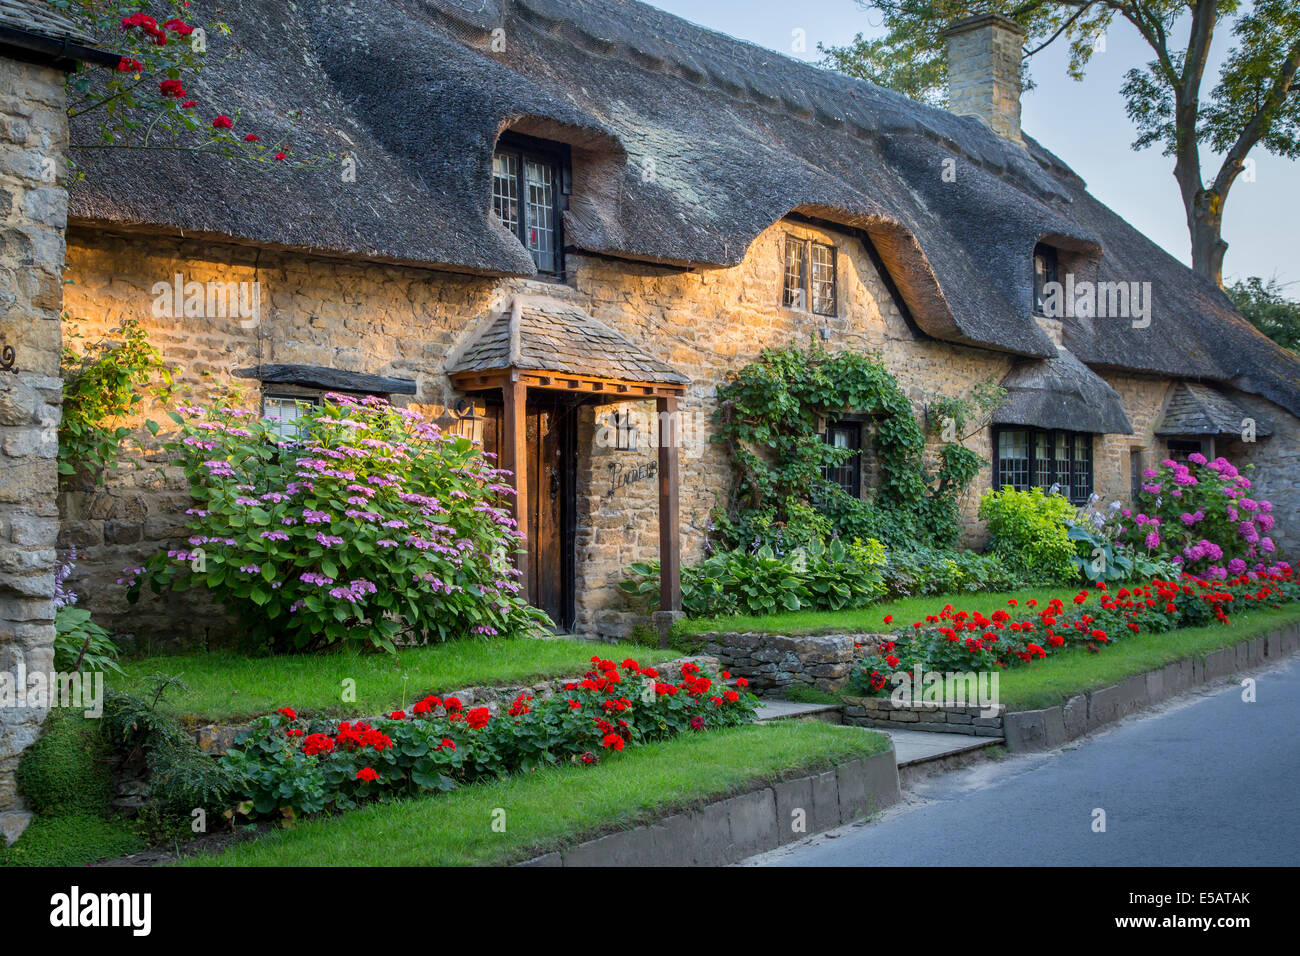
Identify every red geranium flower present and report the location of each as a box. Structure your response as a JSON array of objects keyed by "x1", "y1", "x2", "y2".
[
  {"x1": 466, "y1": 707, "x2": 491, "y2": 729},
  {"x1": 356, "y1": 767, "x2": 378, "y2": 782},
  {"x1": 601, "y1": 732, "x2": 625, "y2": 751},
  {"x1": 277, "y1": 707, "x2": 296, "y2": 720}
]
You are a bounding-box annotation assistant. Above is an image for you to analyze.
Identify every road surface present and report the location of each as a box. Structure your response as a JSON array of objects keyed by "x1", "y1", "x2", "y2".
[{"x1": 754, "y1": 657, "x2": 1300, "y2": 866}]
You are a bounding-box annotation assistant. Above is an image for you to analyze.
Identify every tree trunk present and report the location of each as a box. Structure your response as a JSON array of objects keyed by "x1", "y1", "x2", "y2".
[{"x1": 1188, "y1": 187, "x2": 1228, "y2": 289}]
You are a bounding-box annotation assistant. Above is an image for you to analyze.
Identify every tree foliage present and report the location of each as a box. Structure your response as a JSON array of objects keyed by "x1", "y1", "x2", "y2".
[
  {"x1": 1226, "y1": 275, "x2": 1300, "y2": 351},
  {"x1": 821, "y1": 1, "x2": 1300, "y2": 287}
]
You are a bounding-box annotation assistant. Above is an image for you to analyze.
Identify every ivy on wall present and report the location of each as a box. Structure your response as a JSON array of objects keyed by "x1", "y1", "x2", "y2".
[
  {"x1": 59, "y1": 317, "x2": 171, "y2": 486},
  {"x1": 710, "y1": 341, "x2": 1001, "y2": 551}
]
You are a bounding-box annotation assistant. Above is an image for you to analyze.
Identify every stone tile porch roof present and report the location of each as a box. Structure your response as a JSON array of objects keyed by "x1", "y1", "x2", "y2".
[
  {"x1": 1155, "y1": 381, "x2": 1273, "y2": 438},
  {"x1": 447, "y1": 295, "x2": 690, "y2": 386},
  {"x1": 0, "y1": 0, "x2": 95, "y2": 44},
  {"x1": 992, "y1": 346, "x2": 1134, "y2": 435}
]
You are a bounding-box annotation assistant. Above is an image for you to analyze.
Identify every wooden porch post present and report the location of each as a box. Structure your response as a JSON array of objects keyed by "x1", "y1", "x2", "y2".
[
  {"x1": 656, "y1": 396, "x2": 682, "y2": 625},
  {"x1": 502, "y1": 376, "x2": 529, "y2": 602}
]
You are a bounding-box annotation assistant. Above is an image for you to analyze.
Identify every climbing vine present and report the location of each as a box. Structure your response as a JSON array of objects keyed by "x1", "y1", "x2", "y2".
[
  {"x1": 59, "y1": 317, "x2": 171, "y2": 485},
  {"x1": 711, "y1": 341, "x2": 1002, "y2": 550}
]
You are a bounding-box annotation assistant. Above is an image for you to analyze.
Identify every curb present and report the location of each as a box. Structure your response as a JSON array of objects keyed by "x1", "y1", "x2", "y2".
[
  {"x1": 1002, "y1": 622, "x2": 1300, "y2": 752},
  {"x1": 516, "y1": 746, "x2": 901, "y2": 866}
]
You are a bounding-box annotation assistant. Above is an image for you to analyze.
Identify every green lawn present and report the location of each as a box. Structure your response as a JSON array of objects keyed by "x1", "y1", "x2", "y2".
[
  {"x1": 675, "y1": 588, "x2": 1065, "y2": 638},
  {"x1": 996, "y1": 602, "x2": 1300, "y2": 711},
  {"x1": 115, "y1": 638, "x2": 677, "y2": 725},
  {"x1": 181, "y1": 721, "x2": 890, "y2": 867}
]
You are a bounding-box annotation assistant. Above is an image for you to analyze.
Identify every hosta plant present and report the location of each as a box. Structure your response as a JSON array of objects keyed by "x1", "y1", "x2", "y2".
[{"x1": 125, "y1": 394, "x2": 549, "y2": 652}]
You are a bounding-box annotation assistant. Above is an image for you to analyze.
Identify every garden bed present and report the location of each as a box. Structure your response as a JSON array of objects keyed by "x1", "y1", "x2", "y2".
[
  {"x1": 178, "y1": 721, "x2": 891, "y2": 867},
  {"x1": 112, "y1": 637, "x2": 676, "y2": 725}
]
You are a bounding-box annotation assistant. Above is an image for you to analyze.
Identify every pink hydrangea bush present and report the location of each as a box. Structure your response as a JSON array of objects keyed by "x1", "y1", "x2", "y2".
[
  {"x1": 1118, "y1": 454, "x2": 1285, "y2": 579},
  {"x1": 125, "y1": 394, "x2": 549, "y2": 651}
]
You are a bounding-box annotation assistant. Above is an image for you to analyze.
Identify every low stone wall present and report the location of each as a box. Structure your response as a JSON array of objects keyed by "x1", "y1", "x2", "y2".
[
  {"x1": 518, "y1": 747, "x2": 900, "y2": 866},
  {"x1": 841, "y1": 697, "x2": 1006, "y2": 736},
  {"x1": 697, "y1": 632, "x2": 883, "y2": 695},
  {"x1": 193, "y1": 654, "x2": 719, "y2": 754},
  {"x1": 1002, "y1": 623, "x2": 1300, "y2": 752}
]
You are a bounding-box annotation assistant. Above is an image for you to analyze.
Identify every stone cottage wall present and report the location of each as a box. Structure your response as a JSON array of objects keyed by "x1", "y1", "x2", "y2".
[
  {"x1": 0, "y1": 57, "x2": 70, "y2": 842},
  {"x1": 62, "y1": 219, "x2": 1018, "y2": 643},
  {"x1": 58, "y1": 216, "x2": 1300, "y2": 646}
]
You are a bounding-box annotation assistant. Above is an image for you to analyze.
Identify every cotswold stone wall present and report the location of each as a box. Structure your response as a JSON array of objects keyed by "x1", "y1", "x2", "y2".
[
  {"x1": 59, "y1": 216, "x2": 1288, "y2": 645},
  {"x1": 0, "y1": 57, "x2": 69, "y2": 842},
  {"x1": 697, "y1": 631, "x2": 879, "y2": 695}
]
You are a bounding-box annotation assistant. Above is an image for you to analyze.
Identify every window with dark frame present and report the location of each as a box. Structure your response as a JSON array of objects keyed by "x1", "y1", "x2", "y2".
[
  {"x1": 823, "y1": 421, "x2": 863, "y2": 498},
  {"x1": 1166, "y1": 438, "x2": 1208, "y2": 462},
  {"x1": 782, "y1": 234, "x2": 837, "y2": 316},
  {"x1": 262, "y1": 394, "x2": 319, "y2": 441},
  {"x1": 992, "y1": 426, "x2": 1094, "y2": 505},
  {"x1": 1033, "y1": 244, "x2": 1060, "y2": 316},
  {"x1": 491, "y1": 135, "x2": 568, "y2": 276}
]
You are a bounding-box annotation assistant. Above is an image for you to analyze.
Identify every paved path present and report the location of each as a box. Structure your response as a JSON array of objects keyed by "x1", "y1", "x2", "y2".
[{"x1": 751, "y1": 657, "x2": 1300, "y2": 866}]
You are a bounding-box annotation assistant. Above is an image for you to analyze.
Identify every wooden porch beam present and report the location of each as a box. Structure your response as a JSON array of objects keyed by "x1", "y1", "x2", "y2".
[
  {"x1": 501, "y1": 377, "x2": 529, "y2": 603},
  {"x1": 657, "y1": 395, "x2": 681, "y2": 618}
]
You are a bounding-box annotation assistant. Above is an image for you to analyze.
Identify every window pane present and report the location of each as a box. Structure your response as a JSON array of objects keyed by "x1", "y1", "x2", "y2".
[
  {"x1": 1053, "y1": 431, "x2": 1070, "y2": 493},
  {"x1": 782, "y1": 237, "x2": 805, "y2": 309},
  {"x1": 1071, "y1": 434, "x2": 1091, "y2": 503},
  {"x1": 811, "y1": 243, "x2": 836, "y2": 315},
  {"x1": 823, "y1": 425, "x2": 861, "y2": 498},
  {"x1": 524, "y1": 158, "x2": 555, "y2": 272},
  {"x1": 1033, "y1": 431, "x2": 1053, "y2": 489},
  {"x1": 492, "y1": 152, "x2": 519, "y2": 235},
  {"x1": 997, "y1": 429, "x2": 1029, "y2": 491},
  {"x1": 264, "y1": 397, "x2": 312, "y2": 441}
]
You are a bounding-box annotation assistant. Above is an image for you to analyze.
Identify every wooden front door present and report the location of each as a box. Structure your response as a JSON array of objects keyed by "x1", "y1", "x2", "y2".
[
  {"x1": 523, "y1": 396, "x2": 576, "y2": 630},
  {"x1": 477, "y1": 392, "x2": 577, "y2": 629}
]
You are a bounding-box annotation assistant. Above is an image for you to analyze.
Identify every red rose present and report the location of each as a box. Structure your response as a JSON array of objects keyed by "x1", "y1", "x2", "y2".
[
  {"x1": 244, "y1": 133, "x2": 260, "y2": 142},
  {"x1": 117, "y1": 57, "x2": 142, "y2": 72},
  {"x1": 212, "y1": 114, "x2": 233, "y2": 130},
  {"x1": 159, "y1": 79, "x2": 186, "y2": 98}
]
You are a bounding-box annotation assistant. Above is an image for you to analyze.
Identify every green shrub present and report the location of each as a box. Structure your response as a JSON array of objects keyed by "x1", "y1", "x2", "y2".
[
  {"x1": 879, "y1": 547, "x2": 1027, "y2": 597},
  {"x1": 126, "y1": 393, "x2": 550, "y2": 653},
  {"x1": 0, "y1": 811, "x2": 142, "y2": 867},
  {"x1": 620, "y1": 537, "x2": 886, "y2": 617},
  {"x1": 978, "y1": 486, "x2": 1077, "y2": 583}
]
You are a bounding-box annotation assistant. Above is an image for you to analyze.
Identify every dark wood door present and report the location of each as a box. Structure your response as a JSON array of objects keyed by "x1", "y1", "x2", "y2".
[{"x1": 475, "y1": 393, "x2": 576, "y2": 630}]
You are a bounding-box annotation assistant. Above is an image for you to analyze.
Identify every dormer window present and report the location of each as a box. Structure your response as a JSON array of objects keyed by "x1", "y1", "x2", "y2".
[
  {"x1": 782, "y1": 235, "x2": 837, "y2": 316},
  {"x1": 492, "y1": 133, "x2": 569, "y2": 276},
  {"x1": 1033, "y1": 244, "x2": 1060, "y2": 316}
]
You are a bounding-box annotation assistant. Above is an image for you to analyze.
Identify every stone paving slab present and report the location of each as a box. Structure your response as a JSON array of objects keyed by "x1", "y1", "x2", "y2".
[{"x1": 880, "y1": 728, "x2": 1003, "y2": 767}]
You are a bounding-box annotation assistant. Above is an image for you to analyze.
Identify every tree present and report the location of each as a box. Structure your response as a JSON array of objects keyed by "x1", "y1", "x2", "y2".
[
  {"x1": 1226, "y1": 276, "x2": 1300, "y2": 351},
  {"x1": 820, "y1": 2, "x2": 1300, "y2": 288}
]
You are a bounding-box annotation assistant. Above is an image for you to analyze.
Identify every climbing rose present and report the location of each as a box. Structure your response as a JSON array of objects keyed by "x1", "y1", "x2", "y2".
[
  {"x1": 212, "y1": 115, "x2": 233, "y2": 130},
  {"x1": 244, "y1": 133, "x2": 260, "y2": 142}
]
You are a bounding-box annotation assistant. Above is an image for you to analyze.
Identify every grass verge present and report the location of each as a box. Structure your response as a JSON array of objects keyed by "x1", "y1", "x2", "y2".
[
  {"x1": 996, "y1": 602, "x2": 1300, "y2": 711},
  {"x1": 181, "y1": 721, "x2": 889, "y2": 867},
  {"x1": 674, "y1": 589, "x2": 1064, "y2": 640},
  {"x1": 115, "y1": 638, "x2": 677, "y2": 725}
]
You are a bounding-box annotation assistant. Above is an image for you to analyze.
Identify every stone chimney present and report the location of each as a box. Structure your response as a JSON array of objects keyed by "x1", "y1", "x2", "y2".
[{"x1": 945, "y1": 13, "x2": 1027, "y2": 144}]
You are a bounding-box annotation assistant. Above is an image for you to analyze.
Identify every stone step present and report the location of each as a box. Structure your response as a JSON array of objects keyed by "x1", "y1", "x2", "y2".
[
  {"x1": 882, "y1": 727, "x2": 1003, "y2": 767},
  {"x1": 754, "y1": 700, "x2": 844, "y2": 724}
]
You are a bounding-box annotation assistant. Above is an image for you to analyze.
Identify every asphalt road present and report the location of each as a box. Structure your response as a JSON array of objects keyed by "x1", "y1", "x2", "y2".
[{"x1": 756, "y1": 657, "x2": 1300, "y2": 866}]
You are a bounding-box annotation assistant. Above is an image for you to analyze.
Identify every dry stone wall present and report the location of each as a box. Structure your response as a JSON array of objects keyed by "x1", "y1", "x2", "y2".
[{"x1": 0, "y1": 57, "x2": 69, "y2": 842}]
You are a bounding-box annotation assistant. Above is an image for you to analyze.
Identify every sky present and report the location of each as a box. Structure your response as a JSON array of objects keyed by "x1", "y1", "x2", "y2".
[{"x1": 644, "y1": 0, "x2": 1299, "y2": 290}]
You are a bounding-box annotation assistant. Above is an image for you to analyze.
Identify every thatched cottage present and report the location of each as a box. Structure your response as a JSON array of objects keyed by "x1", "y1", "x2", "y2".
[{"x1": 25, "y1": 0, "x2": 1300, "y2": 648}]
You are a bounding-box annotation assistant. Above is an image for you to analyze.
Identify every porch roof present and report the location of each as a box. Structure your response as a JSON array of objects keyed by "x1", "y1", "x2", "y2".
[
  {"x1": 1155, "y1": 382, "x2": 1272, "y2": 438},
  {"x1": 992, "y1": 347, "x2": 1133, "y2": 435},
  {"x1": 447, "y1": 295, "x2": 689, "y2": 396}
]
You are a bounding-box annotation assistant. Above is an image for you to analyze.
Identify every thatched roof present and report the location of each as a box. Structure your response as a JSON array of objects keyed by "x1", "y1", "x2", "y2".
[
  {"x1": 449, "y1": 295, "x2": 690, "y2": 385},
  {"x1": 64, "y1": 0, "x2": 1300, "y2": 418},
  {"x1": 0, "y1": 0, "x2": 94, "y2": 44},
  {"x1": 993, "y1": 348, "x2": 1134, "y2": 435},
  {"x1": 0, "y1": 0, "x2": 118, "y2": 66},
  {"x1": 1155, "y1": 382, "x2": 1272, "y2": 438}
]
